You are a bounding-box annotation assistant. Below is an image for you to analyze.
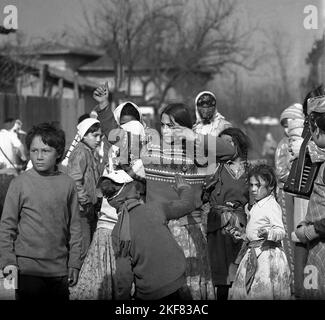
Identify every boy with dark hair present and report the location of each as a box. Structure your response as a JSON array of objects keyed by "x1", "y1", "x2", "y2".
[{"x1": 0, "y1": 123, "x2": 83, "y2": 300}]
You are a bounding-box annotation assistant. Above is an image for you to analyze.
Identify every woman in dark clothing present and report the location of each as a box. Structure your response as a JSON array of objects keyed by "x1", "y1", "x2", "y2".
[{"x1": 204, "y1": 127, "x2": 251, "y2": 300}]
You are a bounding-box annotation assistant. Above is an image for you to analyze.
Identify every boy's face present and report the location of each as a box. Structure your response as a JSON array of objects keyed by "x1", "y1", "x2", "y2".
[
  {"x1": 249, "y1": 175, "x2": 271, "y2": 202},
  {"x1": 30, "y1": 135, "x2": 59, "y2": 175},
  {"x1": 83, "y1": 128, "x2": 102, "y2": 150}
]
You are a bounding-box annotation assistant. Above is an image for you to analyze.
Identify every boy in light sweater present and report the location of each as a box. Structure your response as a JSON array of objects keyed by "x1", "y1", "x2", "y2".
[{"x1": 0, "y1": 123, "x2": 83, "y2": 300}]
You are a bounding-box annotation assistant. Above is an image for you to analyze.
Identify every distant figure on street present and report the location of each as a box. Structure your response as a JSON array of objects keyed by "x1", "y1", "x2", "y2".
[{"x1": 262, "y1": 132, "x2": 277, "y2": 167}]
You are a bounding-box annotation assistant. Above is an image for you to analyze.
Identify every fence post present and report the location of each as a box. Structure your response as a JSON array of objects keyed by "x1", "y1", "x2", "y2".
[{"x1": 39, "y1": 64, "x2": 48, "y2": 96}]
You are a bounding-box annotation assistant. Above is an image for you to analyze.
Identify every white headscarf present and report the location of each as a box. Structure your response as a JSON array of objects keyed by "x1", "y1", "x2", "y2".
[
  {"x1": 113, "y1": 101, "x2": 143, "y2": 125},
  {"x1": 62, "y1": 118, "x2": 100, "y2": 166},
  {"x1": 193, "y1": 90, "x2": 231, "y2": 136}
]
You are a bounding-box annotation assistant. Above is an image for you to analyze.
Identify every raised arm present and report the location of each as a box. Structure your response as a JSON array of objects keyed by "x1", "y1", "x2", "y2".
[
  {"x1": 93, "y1": 82, "x2": 118, "y2": 138},
  {"x1": 172, "y1": 128, "x2": 236, "y2": 165}
]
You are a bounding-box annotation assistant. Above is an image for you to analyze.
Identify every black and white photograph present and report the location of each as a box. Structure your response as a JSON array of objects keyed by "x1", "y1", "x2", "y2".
[{"x1": 0, "y1": 0, "x2": 324, "y2": 310}]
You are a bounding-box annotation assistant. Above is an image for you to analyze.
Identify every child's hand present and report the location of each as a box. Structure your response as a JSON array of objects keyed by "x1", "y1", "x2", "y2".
[
  {"x1": 230, "y1": 228, "x2": 242, "y2": 240},
  {"x1": 295, "y1": 225, "x2": 308, "y2": 244},
  {"x1": 173, "y1": 126, "x2": 196, "y2": 142},
  {"x1": 93, "y1": 81, "x2": 110, "y2": 109},
  {"x1": 173, "y1": 174, "x2": 190, "y2": 192},
  {"x1": 68, "y1": 268, "x2": 79, "y2": 287},
  {"x1": 257, "y1": 228, "x2": 268, "y2": 239}
]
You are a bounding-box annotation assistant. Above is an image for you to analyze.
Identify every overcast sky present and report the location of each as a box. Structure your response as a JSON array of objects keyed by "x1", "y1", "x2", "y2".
[
  {"x1": 0, "y1": 0, "x2": 323, "y2": 96},
  {"x1": 0, "y1": 0, "x2": 322, "y2": 40}
]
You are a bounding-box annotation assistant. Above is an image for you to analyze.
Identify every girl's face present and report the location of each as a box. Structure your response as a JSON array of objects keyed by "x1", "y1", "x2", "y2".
[
  {"x1": 249, "y1": 175, "x2": 272, "y2": 202},
  {"x1": 30, "y1": 135, "x2": 59, "y2": 175},
  {"x1": 161, "y1": 113, "x2": 182, "y2": 144},
  {"x1": 83, "y1": 128, "x2": 102, "y2": 150}
]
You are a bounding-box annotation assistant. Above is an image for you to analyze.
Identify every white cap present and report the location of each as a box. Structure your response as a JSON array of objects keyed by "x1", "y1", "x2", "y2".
[
  {"x1": 101, "y1": 168, "x2": 134, "y2": 184},
  {"x1": 77, "y1": 118, "x2": 100, "y2": 139}
]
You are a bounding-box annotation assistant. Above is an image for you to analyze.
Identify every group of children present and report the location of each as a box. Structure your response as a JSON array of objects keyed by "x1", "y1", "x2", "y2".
[{"x1": 1, "y1": 82, "x2": 325, "y2": 300}]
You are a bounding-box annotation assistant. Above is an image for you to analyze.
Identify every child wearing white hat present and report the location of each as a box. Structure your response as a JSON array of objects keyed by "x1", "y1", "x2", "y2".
[{"x1": 66, "y1": 118, "x2": 102, "y2": 261}]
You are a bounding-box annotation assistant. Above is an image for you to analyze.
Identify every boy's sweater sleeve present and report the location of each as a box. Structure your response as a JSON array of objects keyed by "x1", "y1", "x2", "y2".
[
  {"x1": 67, "y1": 151, "x2": 90, "y2": 207},
  {"x1": 163, "y1": 186, "x2": 196, "y2": 220},
  {"x1": 67, "y1": 184, "x2": 83, "y2": 269},
  {"x1": 111, "y1": 231, "x2": 133, "y2": 300},
  {"x1": 0, "y1": 179, "x2": 20, "y2": 269}
]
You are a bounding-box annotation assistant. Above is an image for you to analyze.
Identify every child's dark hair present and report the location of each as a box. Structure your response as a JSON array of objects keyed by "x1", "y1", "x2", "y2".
[
  {"x1": 26, "y1": 122, "x2": 66, "y2": 164},
  {"x1": 98, "y1": 178, "x2": 123, "y2": 199},
  {"x1": 220, "y1": 127, "x2": 251, "y2": 182},
  {"x1": 78, "y1": 113, "x2": 90, "y2": 124},
  {"x1": 219, "y1": 127, "x2": 251, "y2": 160},
  {"x1": 248, "y1": 164, "x2": 277, "y2": 196},
  {"x1": 309, "y1": 111, "x2": 325, "y2": 133},
  {"x1": 161, "y1": 103, "x2": 193, "y2": 129},
  {"x1": 121, "y1": 103, "x2": 141, "y2": 122},
  {"x1": 84, "y1": 122, "x2": 101, "y2": 136}
]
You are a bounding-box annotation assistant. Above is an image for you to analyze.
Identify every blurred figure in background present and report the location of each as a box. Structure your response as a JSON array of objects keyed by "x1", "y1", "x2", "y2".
[
  {"x1": 262, "y1": 132, "x2": 277, "y2": 167},
  {"x1": 0, "y1": 119, "x2": 27, "y2": 218}
]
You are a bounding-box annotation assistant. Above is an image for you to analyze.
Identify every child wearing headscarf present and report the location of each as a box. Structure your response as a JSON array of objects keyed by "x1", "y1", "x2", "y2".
[
  {"x1": 193, "y1": 91, "x2": 232, "y2": 137},
  {"x1": 69, "y1": 85, "x2": 147, "y2": 300},
  {"x1": 66, "y1": 118, "x2": 102, "y2": 261}
]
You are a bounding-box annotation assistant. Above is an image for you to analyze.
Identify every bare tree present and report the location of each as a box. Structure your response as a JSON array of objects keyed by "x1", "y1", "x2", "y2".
[
  {"x1": 73, "y1": 0, "x2": 256, "y2": 107},
  {"x1": 262, "y1": 28, "x2": 294, "y2": 106},
  {"x1": 0, "y1": 32, "x2": 34, "y2": 93}
]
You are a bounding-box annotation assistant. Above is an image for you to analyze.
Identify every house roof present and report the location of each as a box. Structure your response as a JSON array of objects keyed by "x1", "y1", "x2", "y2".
[
  {"x1": 78, "y1": 54, "x2": 115, "y2": 71},
  {"x1": 5, "y1": 55, "x2": 99, "y2": 89},
  {"x1": 26, "y1": 43, "x2": 103, "y2": 58}
]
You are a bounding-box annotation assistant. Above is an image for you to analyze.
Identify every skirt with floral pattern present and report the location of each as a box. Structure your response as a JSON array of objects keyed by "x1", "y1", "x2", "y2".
[
  {"x1": 168, "y1": 219, "x2": 216, "y2": 300},
  {"x1": 229, "y1": 247, "x2": 291, "y2": 300},
  {"x1": 69, "y1": 226, "x2": 116, "y2": 300}
]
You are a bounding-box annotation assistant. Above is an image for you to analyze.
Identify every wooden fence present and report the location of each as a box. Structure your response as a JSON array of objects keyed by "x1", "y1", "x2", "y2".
[{"x1": 0, "y1": 93, "x2": 86, "y2": 147}]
